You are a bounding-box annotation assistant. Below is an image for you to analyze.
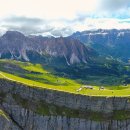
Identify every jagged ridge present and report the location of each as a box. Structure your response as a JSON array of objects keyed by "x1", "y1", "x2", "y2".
[
  {"x1": 72, "y1": 29, "x2": 130, "y2": 62},
  {"x1": 0, "y1": 31, "x2": 96, "y2": 65}
]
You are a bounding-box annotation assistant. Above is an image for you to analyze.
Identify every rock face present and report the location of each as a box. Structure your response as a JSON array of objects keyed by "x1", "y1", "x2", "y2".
[
  {"x1": 1, "y1": 79, "x2": 130, "y2": 113},
  {"x1": 0, "y1": 31, "x2": 96, "y2": 65},
  {"x1": 1, "y1": 79, "x2": 130, "y2": 130},
  {"x1": 1, "y1": 110, "x2": 130, "y2": 130},
  {"x1": 72, "y1": 29, "x2": 130, "y2": 62}
]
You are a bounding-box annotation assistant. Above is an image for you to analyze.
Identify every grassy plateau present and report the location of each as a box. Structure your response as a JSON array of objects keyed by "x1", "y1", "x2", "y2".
[{"x1": 0, "y1": 59, "x2": 130, "y2": 97}]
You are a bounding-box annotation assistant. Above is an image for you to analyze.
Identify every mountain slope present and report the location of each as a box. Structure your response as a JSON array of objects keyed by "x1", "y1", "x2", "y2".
[
  {"x1": 0, "y1": 59, "x2": 130, "y2": 96},
  {"x1": 71, "y1": 29, "x2": 130, "y2": 62},
  {"x1": 0, "y1": 31, "x2": 96, "y2": 65}
]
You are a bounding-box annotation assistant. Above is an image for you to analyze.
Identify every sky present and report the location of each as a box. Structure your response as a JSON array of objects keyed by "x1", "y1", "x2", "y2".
[{"x1": 0, "y1": 0, "x2": 130, "y2": 36}]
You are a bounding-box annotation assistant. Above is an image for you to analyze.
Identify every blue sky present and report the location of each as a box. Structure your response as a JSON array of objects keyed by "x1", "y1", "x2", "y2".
[{"x1": 0, "y1": 0, "x2": 130, "y2": 36}]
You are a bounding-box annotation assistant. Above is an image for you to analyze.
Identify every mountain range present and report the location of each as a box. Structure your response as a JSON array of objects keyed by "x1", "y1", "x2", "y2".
[
  {"x1": 72, "y1": 29, "x2": 130, "y2": 62},
  {"x1": 0, "y1": 30, "x2": 130, "y2": 88},
  {"x1": 1, "y1": 29, "x2": 130, "y2": 66},
  {"x1": 0, "y1": 31, "x2": 96, "y2": 66}
]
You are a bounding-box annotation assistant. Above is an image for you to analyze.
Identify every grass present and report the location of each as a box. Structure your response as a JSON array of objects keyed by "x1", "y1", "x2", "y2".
[
  {"x1": 0, "y1": 71, "x2": 81, "y2": 94},
  {"x1": 112, "y1": 110, "x2": 130, "y2": 120},
  {"x1": 0, "y1": 74, "x2": 3, "y2": 78},
  {"x1": 1, "y1": 71, "x2": 130, "y2": 96},
  {"x1": 19, "y1": 63, "x2": 48, "y2": 73},
  {"x1": 0, "y1": 109, "x2": 9, "y2": 121},
  {"x1": 0, "y1": 59, "x2": 130, "y2": 97}
]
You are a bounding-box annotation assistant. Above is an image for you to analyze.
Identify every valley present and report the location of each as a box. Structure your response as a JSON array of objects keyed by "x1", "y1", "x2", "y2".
[
  {"x1": 0, "y1": 59, "x2": 130, "y2": 97},
  {"x1": 1, "y1": 30, "x2": 130, "y2": 130},
  {"x1": 1, "y1": 0, "x2": 130, "y2": 129}
]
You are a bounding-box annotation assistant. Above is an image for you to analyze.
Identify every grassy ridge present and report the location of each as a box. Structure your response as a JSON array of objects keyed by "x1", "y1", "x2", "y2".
[
  {"x1": 0, "y1": 71, "x2": 81, "y2": 93},
  {"x1": 0, "y1": 109, "x2": 9, "y2": 121},
  {"x1": 0, "y1": 59, "x2": 130, "y2": 97}
]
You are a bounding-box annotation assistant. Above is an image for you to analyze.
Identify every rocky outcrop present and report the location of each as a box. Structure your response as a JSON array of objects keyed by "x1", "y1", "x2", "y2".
[
  {"x1": 1, "y1": 79, "x2": 130, "y2": 130},
  {"x1": 0, "y1": 31, "x2": 96, "y2": 65},
  {"x1": 1, "y1": 108, "x2": 130, "y2": 130},
  {"x1": 0, "y1": 116, "x2": 20, "y2": 130}
]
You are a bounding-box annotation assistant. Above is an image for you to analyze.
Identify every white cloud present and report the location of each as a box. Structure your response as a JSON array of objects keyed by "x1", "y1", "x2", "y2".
[
  {"x1": 69, "y1": 18, "x2": 130, "y2": 32},
  {"x1": 99, "y1": 0, "x2": 130, "y2": 11},
  {"x1": 0, "y1": 0, "x2": 99, "y2": 20},
  {"x1": 0, "y1": 0, "x2": 130, "y2": 36}
]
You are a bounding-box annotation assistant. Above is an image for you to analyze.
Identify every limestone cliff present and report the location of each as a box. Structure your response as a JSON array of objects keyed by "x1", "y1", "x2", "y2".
[{"x1": 0, "y1": 79, "x2": 130, "y2": 130}]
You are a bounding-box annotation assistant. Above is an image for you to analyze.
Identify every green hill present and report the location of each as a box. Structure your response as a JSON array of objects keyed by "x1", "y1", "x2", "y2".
[{"x1": 0, "y1": 59, "x2": 130, "y2": 97}]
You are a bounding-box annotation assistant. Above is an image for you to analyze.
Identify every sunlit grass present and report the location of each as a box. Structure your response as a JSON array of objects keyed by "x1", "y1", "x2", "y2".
[
  {"x1": 0, "y1": 74, "x2": 3, "y2": 78},
  {"x1": 0, "y1": 109, "x2": 9, "y2": 121},
  {"x1": 0, "y1": 59, "x2": 130, "y2": 97},
  {"x1": 0, "y1": 71, "x2": 130, "y2": 97},
  {"x1": 20, "y1": 63, "x2": 48, "y2": 73},
  {"x1": 0, "y1": 71, "x2": 80, "y2": 93}
]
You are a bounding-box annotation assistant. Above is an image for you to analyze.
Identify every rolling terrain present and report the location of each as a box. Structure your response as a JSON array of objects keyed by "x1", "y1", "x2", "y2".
[
  {"x1": 0, "y1": 59, "x2": 130, "y2": 96},
  {"x1": 1, "y1": 30, "x2": 130, "y2": 130},
  {"x1": 0, "y1": 31, "x2": 130, "y2": 96}
]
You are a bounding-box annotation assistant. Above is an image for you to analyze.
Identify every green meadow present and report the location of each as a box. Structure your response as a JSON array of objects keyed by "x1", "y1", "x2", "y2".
[{"x1": 0, "y1": 59, "x2": 130, "y2": 97}]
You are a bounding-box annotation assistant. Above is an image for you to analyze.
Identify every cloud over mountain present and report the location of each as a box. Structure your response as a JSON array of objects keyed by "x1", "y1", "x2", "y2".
[
  {"x1": 0, "y1": 0, "x2": 130, "y2": 36},
  {"x1": 100, "y1": 0, "x2": 130, "y2": 11}
]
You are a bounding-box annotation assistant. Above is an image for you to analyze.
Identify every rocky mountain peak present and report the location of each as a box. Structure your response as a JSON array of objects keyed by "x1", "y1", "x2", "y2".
[
  {"x1": 72, "y1": 29, "x2": 130, "y2": 62},
  {"x1": 0, "y1": 31, "x2": 96, "y2": 65},
  {"x1": 2, "y1": 31, "x2": 25, "y2": 39}
]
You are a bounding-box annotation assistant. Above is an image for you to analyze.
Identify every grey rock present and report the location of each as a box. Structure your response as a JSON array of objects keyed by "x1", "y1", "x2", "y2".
[
  {"x1": 0, "y1": 31, "x2": 96, "y2": 65},
  {"x1": 1, "y1": 79, "x2": 130, "y2": 130}
]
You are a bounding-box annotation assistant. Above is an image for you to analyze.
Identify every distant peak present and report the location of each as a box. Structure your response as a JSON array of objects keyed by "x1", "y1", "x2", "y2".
[{"x1": 3, "y1": 31, "x2": 25, "y2": 37}]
